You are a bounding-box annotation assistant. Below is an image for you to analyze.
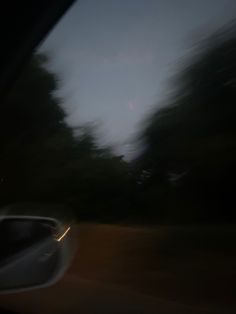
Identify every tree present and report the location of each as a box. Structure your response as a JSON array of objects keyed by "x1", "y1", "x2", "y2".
[
  {"x1": 0, "y1": 54, "x2": 70, "y2": 204},
  {"x1": 138, "y1": 25, "x2": 236, "y2": 223},
  {"x1": 0, "y1": 53, "x2": 134, "y2": 222}
]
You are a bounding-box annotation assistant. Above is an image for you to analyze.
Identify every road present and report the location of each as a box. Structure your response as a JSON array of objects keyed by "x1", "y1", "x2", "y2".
[
  {"x1": 0, "y1": 273, "x2": 223, "y2": 314},
  {"x1": 0, "y1": 223, "x2": 235, "y2": 314}
]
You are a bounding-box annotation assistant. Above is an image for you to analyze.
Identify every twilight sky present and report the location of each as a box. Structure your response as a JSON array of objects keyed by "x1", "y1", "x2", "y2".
[{"x1": 39, "y1": 0, "x2": 236, "y2": 158}]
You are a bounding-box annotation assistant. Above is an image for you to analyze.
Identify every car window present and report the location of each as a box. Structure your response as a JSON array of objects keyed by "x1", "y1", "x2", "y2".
[{"x1": 0, "y1": 0, "x2": 235, "y2": 313}]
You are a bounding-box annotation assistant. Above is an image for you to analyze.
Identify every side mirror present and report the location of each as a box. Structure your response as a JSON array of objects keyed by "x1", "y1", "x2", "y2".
[{"x1": 0, "y1": 215, "x2": 75, "y2": 293}]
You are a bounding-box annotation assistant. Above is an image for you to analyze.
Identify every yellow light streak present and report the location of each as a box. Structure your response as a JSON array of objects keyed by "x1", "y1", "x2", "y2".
[{"x1": 56, "y1": 226, "x2": 71, "y2": 242}]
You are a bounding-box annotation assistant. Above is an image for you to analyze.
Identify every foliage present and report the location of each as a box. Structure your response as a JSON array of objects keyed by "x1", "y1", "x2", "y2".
[
  {"x1": 0, "y1": 54, "x2": 133, "y2": 221},
  {"x1": 138, "y1": 25, "x2": 236, "y2": 223},
  {"x1": 2, "y1": 25, "x2": 236, "y2": 224}
]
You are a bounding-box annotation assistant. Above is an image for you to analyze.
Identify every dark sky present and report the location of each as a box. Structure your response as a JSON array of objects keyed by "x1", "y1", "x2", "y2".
[{"x1": 40, "y1": 0, "x2": 236, "y2": 158}]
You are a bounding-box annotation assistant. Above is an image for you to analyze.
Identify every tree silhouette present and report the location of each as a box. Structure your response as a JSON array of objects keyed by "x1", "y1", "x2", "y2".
[
  {"x1": 0, "y1": 54, "x2": 133, "y2": 221},
  {"x1": 138, "y1": 25, "x2": 236, "y2": 223}
]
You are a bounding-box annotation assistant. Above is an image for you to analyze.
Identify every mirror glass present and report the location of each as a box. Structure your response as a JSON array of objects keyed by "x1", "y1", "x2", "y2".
[{"x1": 0, "y1": 217, "x2": 61, "y2": 291}]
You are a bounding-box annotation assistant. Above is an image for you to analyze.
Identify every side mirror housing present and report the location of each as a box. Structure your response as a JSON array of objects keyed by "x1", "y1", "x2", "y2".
[{"x1": 0, "y1": 215, "x2": 75, "y2": 293}]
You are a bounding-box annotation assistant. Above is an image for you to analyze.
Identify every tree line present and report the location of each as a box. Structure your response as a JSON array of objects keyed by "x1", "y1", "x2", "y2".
[{"x1": 1, "y1": 25, "x2": 236, "y2": 224}]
